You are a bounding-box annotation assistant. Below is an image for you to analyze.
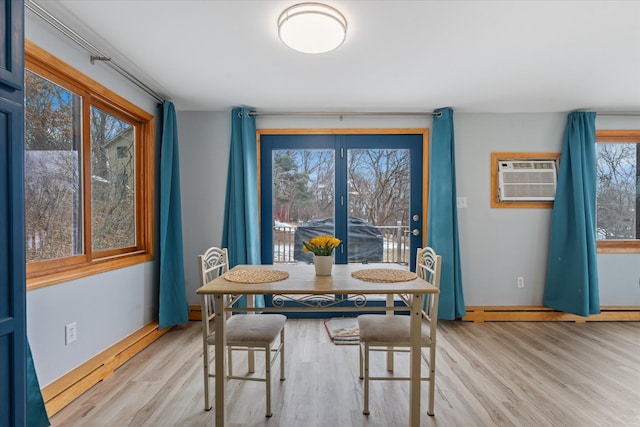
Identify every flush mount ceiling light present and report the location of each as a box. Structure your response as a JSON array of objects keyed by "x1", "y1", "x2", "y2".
[{"x1": 278, "y1": 2, "x2": 347, "y2": 54}]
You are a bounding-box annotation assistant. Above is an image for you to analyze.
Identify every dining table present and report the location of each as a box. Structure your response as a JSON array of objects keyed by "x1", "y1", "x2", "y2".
[{"x1": 196, "y1": 262, "x2": 439, "y2": 427}]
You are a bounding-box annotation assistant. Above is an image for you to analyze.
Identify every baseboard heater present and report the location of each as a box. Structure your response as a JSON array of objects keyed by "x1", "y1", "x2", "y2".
[{"x1": 462, "y1": 306, "x2": 640, "y2": 323}]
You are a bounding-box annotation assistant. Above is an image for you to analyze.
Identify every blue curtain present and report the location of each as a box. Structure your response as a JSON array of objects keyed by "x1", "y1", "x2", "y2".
[
  {"x1": 222, "y1": 107, "x2": 264, "y2": 307},
  {"x1": 158, "y1": 101, "x2": 189, "y2": 328},
  {"x1": 27, "y1": 340, "x2": 49, "y2": 427},
  {"x1": 426, "y1": 107, "x2": 466, "y2": 319},
  {"x1": 543, "y1": 112, "x2": 599, "y2": 316}
]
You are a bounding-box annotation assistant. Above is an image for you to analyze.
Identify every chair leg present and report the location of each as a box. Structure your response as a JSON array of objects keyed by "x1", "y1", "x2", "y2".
[
  {"x1": 358, "y1": 343, "x2": 363, "y2": 380},
  {"x1": 280, "y1": 329, "x2": 286, "y2": 381},
  {"x1": 386, "y1": 346, "x2": 394, "y2": 372},
  {"x1": 265, "y1": 344, "x2": 273, "y2": 417},
  {"x1": 248, "y1": 348, "x2": 255, "y2": 374},
  {"x1": 363, "y1": 343, "x2": 370, "y2": 416},
  {"x1": 203, "y1": 344, "x2": 212, "y2": 411},
  {"x1": 428, "y1": 347, "x2": 436, "y2": 416}
]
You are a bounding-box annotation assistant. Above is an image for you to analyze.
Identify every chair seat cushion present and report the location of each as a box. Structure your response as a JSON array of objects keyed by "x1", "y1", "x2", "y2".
[
  {"x1": 207, "y1": 314, "x2": 286, "y2": 345},
  {"x1": 358, "y1": 314, "x2": 431, "y2": 345}
]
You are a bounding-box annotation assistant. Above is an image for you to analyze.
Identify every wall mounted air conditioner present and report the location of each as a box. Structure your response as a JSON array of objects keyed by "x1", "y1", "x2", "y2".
[{"x1": 498, "y1": 160, "x2": 558, "y2": 201}]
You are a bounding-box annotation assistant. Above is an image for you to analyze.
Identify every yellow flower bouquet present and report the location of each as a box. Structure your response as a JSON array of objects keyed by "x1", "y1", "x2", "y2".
[{"x1": 302, "y1": 235, "x2": 341, "y2": 256}]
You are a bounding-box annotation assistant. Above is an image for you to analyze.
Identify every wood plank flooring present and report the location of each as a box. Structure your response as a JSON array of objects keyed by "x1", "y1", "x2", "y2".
[{"x1": 50, "y1": 319, "x2": 640, "y2": 427}]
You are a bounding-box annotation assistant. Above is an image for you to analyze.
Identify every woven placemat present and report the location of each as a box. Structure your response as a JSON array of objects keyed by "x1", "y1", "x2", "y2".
[
  {"x1": 351, "y1": 268, "x2": 417, "y2": 283},
  {"x1": 223, "y1": 269, "x2": 289, "y2": 284}
]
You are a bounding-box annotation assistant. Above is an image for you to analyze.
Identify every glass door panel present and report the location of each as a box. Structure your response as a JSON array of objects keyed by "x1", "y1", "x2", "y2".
[
  {"x1": 342, "y1": 134, "x2": 423, "y2": 271},
  {"x1": 271, "y1": 149, "x2": 335, "y2": 263},
  {"x1": 347, "y1": 148, "x2": 411, "y2": 265}
]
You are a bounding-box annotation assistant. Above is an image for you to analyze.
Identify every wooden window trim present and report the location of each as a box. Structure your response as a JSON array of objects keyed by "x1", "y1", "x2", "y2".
[
  {"x1": 595, "y1": 130, "x2": 640, "y2": 254},
  {"x1": 490, "y1": 152, "x2": 561, "y2": 209},
  {"x1": 25, "y1": 41, "x2": 155, "y2": 290}
]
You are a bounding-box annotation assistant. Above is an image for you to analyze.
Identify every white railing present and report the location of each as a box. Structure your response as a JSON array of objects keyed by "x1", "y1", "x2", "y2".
[
  {"x1": 273, "y1": 221, "x2": 410, "y2": 264},
  {"x1": 273, "y1": 225, "x2": 297, "y2": 263}
]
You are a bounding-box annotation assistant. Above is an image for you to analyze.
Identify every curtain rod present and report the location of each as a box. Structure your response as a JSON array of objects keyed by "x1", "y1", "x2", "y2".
[
  {"x1": 594, "y1": 111, "x2": 640, "y2": 116},
  {"x1": 25, "y1": 0, "x2": 164, "y2": 104},
  {"x1": 248, "y1": 111, "x2": 443, "y2": 117}
]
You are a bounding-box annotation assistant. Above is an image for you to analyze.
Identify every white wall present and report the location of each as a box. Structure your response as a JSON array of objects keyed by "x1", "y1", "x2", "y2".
[
  {"x1": 177, "y1": 111, "x2": 231, "y2": 303},
  {"x1": 26, "y1": 11, "x2": 160, "y2": 387},
  {"x1": 27, "y1": 264, "x2": 157, "y2": 385},
  {"x1": 178, "y1": 112, "x2": 640, "y2": 308},
  {"x1": 455, "y1": 113, "x2": 564, "y2": 305}
]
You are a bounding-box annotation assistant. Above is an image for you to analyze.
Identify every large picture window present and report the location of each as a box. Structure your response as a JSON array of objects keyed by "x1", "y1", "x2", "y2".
[
  {"x1": 596, "y1": 130, "x2": 640, "y2": 253},
  {"x1": 25, "y1": 41, "x2": 154, "y2": 288}
]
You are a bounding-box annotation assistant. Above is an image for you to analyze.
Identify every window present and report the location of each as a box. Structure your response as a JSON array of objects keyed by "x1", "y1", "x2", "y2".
[
  {"x1": 25, "y1": 41, "x2": 154, "y2": 289},
  {"x1": 596, "y1": 130, "x2": 640, "y2": 253}
]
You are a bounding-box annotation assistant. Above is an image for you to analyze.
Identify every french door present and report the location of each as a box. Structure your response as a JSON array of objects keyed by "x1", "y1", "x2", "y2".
[
  {"x1": 259, "y1": 131, "x2": 427, "y2": 271},
  {"x1": 1, "y1": 1, "x2": 26, "y2": 425}
]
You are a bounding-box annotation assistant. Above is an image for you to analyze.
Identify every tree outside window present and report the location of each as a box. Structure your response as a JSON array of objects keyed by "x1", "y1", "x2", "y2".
[
  {"x1": 596, "y1": 130, "x2": 640, "y2": 253},
  {"x1": 24, "y1": 70, "x2": 82, "y2": 263}
]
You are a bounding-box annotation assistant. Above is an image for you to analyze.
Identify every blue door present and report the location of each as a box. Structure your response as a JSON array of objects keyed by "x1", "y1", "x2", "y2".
[
  {"x1": 259, "y1": 132, "x2": 425, "y2": 316},
  {"x1": 0, "y1": 1, "x2": 26, "y2": 425}
]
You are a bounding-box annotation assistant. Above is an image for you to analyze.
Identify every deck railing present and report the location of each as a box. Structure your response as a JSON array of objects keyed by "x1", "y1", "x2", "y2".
[{"x1": 273, "y1": 221, "x2": 410, "y2": 264}]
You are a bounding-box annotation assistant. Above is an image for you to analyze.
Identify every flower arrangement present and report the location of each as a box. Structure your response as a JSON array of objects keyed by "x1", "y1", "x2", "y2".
[{"x1": 302, "y1": 235, "x2": 341, "y2": 256}]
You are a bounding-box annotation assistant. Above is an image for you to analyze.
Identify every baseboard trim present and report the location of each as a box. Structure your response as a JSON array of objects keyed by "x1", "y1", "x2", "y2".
[
  {"x1": 192, "y1": 304, "x2": 640, "y2": 323},
  {"x1": 42, "y1": 321, "x2": 171, "y2": 417},
  {"x1": 462, "y1": 306, "x2": 640, "y2": 323},
  {"x1": 189, "y1": 304, "x2": 202, "y2": 321}
]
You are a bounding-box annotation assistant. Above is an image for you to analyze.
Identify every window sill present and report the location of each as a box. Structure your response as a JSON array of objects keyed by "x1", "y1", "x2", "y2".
[
  {"x1": 597, "y1": 241, "x2": 640, "y2": 254},
  {"x1": 27, "y1": 252, "x2": 154, "y2": 291}
]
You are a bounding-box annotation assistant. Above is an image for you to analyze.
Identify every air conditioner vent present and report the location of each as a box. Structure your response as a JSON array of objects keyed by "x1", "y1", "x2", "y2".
[{"x1": 498, "y1": 160, "x2": 557, "y2": 201}]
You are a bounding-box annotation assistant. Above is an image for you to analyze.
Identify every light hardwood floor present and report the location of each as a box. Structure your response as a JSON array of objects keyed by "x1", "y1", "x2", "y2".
[{"x1": 50, "y1": 319, "x2": 640, "y2": 427}]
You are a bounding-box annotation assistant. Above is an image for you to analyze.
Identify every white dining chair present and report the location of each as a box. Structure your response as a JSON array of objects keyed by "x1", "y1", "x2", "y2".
[
  {"x1": 357, "y1": 246, "x2": 442, "y2": 416},
  {"x1": 198, "y1": 247, "x2": 286, "y2": 417}
]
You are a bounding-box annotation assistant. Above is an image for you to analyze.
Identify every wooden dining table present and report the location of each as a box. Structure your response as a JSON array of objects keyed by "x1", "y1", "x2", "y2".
[{"x1": 196, "y1": 262, "x2": 439, "y2": 427}]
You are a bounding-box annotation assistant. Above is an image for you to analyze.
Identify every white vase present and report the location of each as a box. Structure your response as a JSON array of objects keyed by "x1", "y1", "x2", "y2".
[{"x1": 314, "y1": 255, "x2": 333, "y2": 276}]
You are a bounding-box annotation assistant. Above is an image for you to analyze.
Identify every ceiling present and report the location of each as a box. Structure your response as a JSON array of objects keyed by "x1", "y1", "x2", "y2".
[{"x1": 30, "y1": 1, "x2": 640, "y2": 113}]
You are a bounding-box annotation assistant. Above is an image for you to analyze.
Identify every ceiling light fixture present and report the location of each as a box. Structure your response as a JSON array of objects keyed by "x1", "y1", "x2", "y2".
[{"x1": 278, "y1": 2, "x2": 347, "y2": 54}]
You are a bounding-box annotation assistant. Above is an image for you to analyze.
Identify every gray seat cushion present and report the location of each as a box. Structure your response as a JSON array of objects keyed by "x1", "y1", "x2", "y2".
[
  {"x1": 207, "y1": 314, "x2": 286, "y2": 345},
  {"x1": 358, "y1": 314, "x2": 431, "y2": 345}
]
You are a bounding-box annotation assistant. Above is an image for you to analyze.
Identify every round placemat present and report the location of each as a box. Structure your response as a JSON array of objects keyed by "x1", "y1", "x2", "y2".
[
  {"x1": 351, "y1": 268, "x2": 417, "y2": 283},
  {"x1": 223, "y1": 269, "x2": 289, "y2": 284}
]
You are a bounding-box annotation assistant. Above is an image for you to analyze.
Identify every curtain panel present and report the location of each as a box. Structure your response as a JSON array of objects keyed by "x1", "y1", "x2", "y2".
[
  {"x1": 159, "y1": 101, "x2": 189, "y2": 328},
  {"x1": 543, "y1": 112, "x2": 599, "y2": 316},
  {"x1": 222, "y1": 107, "x2": 264, "y2": 307},
  {"x1": 426, "y1": 107, "x2": 466, "y2": 319},
  {"x1": 27, "y1": 340, "x2": 49, "y2": 427}
]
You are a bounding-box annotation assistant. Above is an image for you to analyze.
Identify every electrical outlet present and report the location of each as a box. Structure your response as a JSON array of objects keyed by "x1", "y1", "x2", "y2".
[
  {"x1": 517, "y1": 277, "x2": 525, "y2": 289},
  {"x1": 65, "y1": 322, "x2": 77, "y2": 345},
  {"x1": 456, "y1": 197, "x2": 468, "y2": 209}
]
